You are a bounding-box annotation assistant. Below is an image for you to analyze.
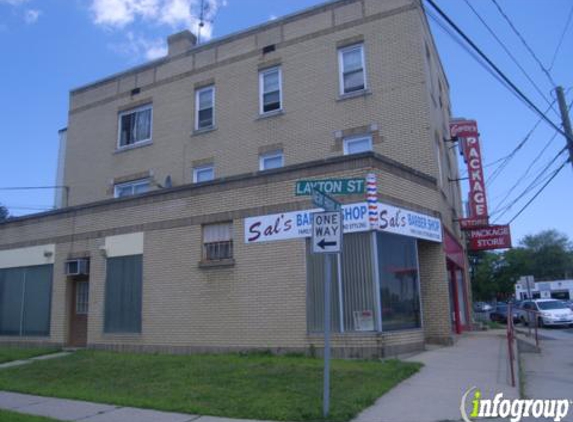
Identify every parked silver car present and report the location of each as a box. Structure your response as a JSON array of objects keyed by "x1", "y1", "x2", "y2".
[{"x1": 518, "y1": 299, "x2": 573, "y2": 327}]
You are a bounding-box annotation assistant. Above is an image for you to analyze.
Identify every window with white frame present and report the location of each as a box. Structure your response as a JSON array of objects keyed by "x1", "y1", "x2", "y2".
[
  {"x1": 202, "y1": 222, "x2": 233, "y2": 261},
  {"x1": 259, "y1": 150, "x2": 284, "y2": 170},
  {"x1": 195, "y1": 86, "x2": 215, "y2": 130},
  {"x1": 114, "y1": 179, "x2": 151, "y2": 198},
  {"x1": 118, "y1": 104, "x2": 152, "y2": 148},
  {"x1": 193, "y1": 165, "x2": 215, "y2": 183},
  {"x1": 259, "y1": 67, "x2": 282, "y2": 114},
  {"x1": 75, "y1": 281, "x2": 89, "y2": 315},
  {"x1": 343, "y1": 135, "x2": 372, "y2": 155},
  {"x1": 339, "y1": 44, "x2": 366, "y2": 95}
]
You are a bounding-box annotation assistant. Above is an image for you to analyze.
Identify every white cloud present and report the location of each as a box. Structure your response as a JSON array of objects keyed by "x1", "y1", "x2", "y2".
[
  {"x1": 24, "y1": 8, "x2": 41, "y2": 24},
  {"x1": 90, "y1": 0, "x2": 223, "y2": 40},
  {"x1": 269, "y1": 14, "x2": 277, "y2": 21},
  {"x1": 109, "y1": 31, "x2": 167, "y2": 62},
  {"x1": 0, "y1": 0, "x2": 29, "y2": 5},
  {"x1": 91, "y1": 0, "x2": 227, "y2": 60}
]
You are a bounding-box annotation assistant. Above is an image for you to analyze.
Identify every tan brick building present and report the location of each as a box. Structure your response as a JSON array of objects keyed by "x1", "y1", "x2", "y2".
[{"x1": 0, "y1": 0, "x2": 471, "y2": 357}]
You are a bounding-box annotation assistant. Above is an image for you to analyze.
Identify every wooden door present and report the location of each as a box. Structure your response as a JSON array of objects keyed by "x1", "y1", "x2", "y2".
[{"x1": 69, "y1": 280, "x2": 89, "y2": 347}]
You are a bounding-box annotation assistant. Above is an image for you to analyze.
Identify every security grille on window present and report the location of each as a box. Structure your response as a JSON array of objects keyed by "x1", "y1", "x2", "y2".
[
  {"x1": 259, "y1": 151, "x2": 284, "y2": 170},
  {"x1": 196, "y1": 86, "x2": 215, "y2": 130},
  {"x1": 118, "y1": 105, "x2": 152, "y2": 147},
  {"x1": 203, "y1": 222, "x2": 233, "y2": 261},
  {"x1": 193, "y1": 165, "x2": 215, "y2": 183},
  {"x1": 339, "y1": 44, "x2": 366, "y2": 94},
  {"x1": 343, "y1": 135, "x2": 372, "y2": 155},
  {"x1": 114, "y1": 179, "x2": 150, "y2": 198},
  {"x1": 259, "y1": 67, "x2": 282, "y2": 114}
]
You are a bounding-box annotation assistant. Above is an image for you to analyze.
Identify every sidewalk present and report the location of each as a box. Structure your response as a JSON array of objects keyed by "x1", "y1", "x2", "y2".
[
  {"x1": 0, "y1": 331, "x2": 517, "y2": 422},
  {"x1": 520, "y1": 328, "x2": 573, "y2": 399},
  {"x1": 0, "y1": 391, "x2": 275, "y2": 422},
  {"x1": 353, "y1": 330, "x2": 519, "y2": 422}
]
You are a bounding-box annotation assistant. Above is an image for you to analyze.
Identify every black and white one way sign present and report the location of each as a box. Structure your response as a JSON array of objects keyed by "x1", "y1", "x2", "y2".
[{"x1": 312, "y1": 211, "x2": 342, "y2": 254}]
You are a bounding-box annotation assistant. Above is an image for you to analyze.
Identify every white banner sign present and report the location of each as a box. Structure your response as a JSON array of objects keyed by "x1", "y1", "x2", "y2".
[{"x1": 244, "y1": 202, "x2": 442, "y2": 243}]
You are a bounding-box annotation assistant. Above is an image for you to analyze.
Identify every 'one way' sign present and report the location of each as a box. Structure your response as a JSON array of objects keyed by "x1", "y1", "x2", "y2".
[{"x1": 312, "y1": 211, "x2": 342, "y2": 254}]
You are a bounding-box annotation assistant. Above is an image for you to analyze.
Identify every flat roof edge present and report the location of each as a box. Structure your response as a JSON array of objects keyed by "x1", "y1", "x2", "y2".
[{"x1": 70, "y1": 0, "x2": 352, "y2": 95}]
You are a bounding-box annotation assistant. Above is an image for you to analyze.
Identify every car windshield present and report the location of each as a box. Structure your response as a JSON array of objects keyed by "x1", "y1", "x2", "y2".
[
  {"x1": 496, "y1": 304, "x2": 507, "y2": 310},
  {"x1": 537, "y1": 301, "x2": 568, "y2": 310}
]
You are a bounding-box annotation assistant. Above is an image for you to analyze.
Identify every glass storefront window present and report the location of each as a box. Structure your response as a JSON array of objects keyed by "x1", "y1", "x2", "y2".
[{"x1": 377, "y1": 232, "x2": 421, "y2": 331}]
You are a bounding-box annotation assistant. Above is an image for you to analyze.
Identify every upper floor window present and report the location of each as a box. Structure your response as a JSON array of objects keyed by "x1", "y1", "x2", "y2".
[
  {"x1": 114, "y1": 178, "x2": 150, "y2": 198},
  {"x1": 259, "y1": 67, "x2": 282, "y2": 114},
  {"x1": 193, "y1": 165, "x2": 215, "y2": 183},
  {"x1": 339, "y1": 44, "x2": 366, "y2": 95},
  {"x1": 259, "y1": 150, "x2": 284, "y2": 171},
  {"x1": 202, "y1": 222, "x2": 233, "y2": 261},
  {"x1": 343, "y1": 135, "x2": 372, "y2": 155},
  {"x1": 195, "y1": 86, "x2": 215, "y2": 130},
  {"x1": 118, "y1": 105, "x2": 152, "y2": 148}
]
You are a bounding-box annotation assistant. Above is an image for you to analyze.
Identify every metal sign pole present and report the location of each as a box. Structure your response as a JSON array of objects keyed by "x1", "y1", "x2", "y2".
[{"x1": 323, "y1": 252, "x2": 332, "y2": 418}]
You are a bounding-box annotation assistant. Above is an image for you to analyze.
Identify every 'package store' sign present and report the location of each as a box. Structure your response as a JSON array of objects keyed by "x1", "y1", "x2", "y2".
[{"x1": 244, "y1": 202, "x2": 442, "y2": 244}]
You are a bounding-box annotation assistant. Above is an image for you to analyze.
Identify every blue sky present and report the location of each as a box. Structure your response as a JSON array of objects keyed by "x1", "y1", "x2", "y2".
[{"x1": 0, "y1": 0, "x2": 571, "y2": 246}]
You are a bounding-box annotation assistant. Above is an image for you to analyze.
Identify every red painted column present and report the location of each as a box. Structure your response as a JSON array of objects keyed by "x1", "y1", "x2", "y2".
[{"x1": 450, "y1": 266, "x2": 462, "y2": 334}]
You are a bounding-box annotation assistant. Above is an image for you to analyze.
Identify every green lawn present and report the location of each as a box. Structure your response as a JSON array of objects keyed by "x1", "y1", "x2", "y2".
[
  {"x1": 0, "y1": 347, "x2": 59, "y2": 364},
  {"x1": 0, "y1": 350, "x2": 421, "y2": 422},
  {"x1": 0, "y1": 410, "x2": 61, "y2": 422}
]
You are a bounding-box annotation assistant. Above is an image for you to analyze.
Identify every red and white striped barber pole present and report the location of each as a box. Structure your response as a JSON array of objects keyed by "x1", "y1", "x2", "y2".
[{"x1": 366, "y1": 173, "x2": 378, "y2": 229}]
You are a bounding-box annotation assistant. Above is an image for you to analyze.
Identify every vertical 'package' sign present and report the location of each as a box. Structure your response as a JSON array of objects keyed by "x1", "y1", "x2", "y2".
[
  {"x1": 449, "y1": 119, "x2": 488, "y2": 219},
  {"x1": 465, "y1": 135, "x2": 488, "y2": 219}
]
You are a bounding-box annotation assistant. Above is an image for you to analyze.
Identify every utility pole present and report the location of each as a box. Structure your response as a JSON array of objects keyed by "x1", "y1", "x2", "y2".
[{"x1": 555, "y1": 86, "x2": 573, "y2": 169}]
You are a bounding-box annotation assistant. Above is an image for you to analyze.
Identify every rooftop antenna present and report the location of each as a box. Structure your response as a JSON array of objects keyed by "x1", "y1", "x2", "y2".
[{"x1": 197, "y1": 0, "x2": 216, "y2": 44}]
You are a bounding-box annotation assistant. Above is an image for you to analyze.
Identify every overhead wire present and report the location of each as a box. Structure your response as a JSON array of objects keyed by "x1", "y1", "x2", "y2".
[
  {"x1": 490, "y1": 0, "x2": 557, "y2": 88},
  {"x1": 462, "y1": 0, "x2": 557, "y2": 115},
  {"x1": 507, "y1": 158, "x2": 570, "y2": 224},
  {"x1": 548, "y1": 2, "x2": 573, "y2": 71},
  {"x1": 424, "y1": 0, "x2": 571, "y2": 145},
  {"x1": 491, "y1": 147, "x2": 568, "y2": 222}
]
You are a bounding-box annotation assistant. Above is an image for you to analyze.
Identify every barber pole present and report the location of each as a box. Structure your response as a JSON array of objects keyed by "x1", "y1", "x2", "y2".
[{"x1": 366, "y1": 173, "x2": 378, "y2": 229}]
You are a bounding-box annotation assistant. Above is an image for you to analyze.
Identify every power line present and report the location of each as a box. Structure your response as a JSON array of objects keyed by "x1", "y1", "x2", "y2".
[
  {"x1": 548, "y1": 2, "x2": 573, "y2": 71},
  {"x1": 507, "y1": 158, "x2": 569, "y2": 224},
  {"x1": 424, "y1": 0, "x2": 571, "y2": 144},
  {"x1": 485, "y1": 107, "x2": 547, "y2": 188},
  {"x1": 490, "y1": 0, "x2": 557, "y2": 88},
  {"x1": 462, "y1": 0, "x2": 557, "y2": 114},
  {"x1": 0, "y1": 186, "x2": 68, "y2": 190},
  {"x1": 490, "y1": 130, "x2": 559, "y2": 216},
  {"x1": 491, "y1": 147, "x2": 568, "y2": 221}
]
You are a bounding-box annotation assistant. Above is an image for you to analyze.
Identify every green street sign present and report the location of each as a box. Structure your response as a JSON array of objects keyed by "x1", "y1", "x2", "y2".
[
  {"x1": 311, "y1": 189, "x2": 341, "y2": 212},
  {"x1": 295, "y1": 178, "x2": 365, "y2": 196}
]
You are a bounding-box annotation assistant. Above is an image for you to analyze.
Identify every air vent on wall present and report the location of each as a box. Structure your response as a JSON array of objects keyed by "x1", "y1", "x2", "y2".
[{"x1": 262, "y1": 44, "x2": 276, "y2": 54}]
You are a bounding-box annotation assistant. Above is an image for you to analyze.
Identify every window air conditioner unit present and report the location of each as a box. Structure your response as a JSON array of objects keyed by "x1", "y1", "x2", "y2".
[{"x1": 65, "y1": 259, "x2": 90, "y2": 276}]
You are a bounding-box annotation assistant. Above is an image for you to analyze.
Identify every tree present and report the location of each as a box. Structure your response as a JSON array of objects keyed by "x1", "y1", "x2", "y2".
[
  {"x1": 0, "y1": 204, "x2": 9, "y2": 222},
  {"x1": 470, "y1": 229, "x2": 573, "y2": 300}
]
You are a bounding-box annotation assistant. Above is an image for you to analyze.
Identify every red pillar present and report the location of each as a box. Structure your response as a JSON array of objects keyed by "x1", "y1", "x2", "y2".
[{"x1": 450, "y1": 266, "x2": 462, "y2": 334}]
